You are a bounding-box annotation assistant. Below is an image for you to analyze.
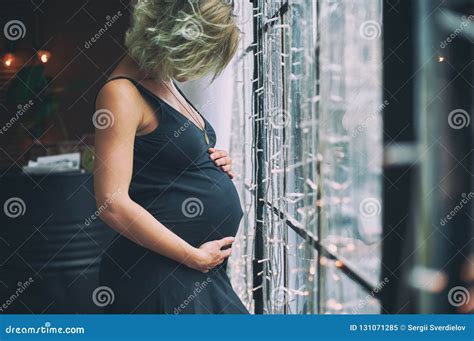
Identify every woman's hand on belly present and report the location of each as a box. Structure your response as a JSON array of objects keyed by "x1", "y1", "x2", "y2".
[
  {"x1": 208, "y1": 148, "x2": 234, "y2": 179},
  {"x1": 186, "y1": 237, "x2": 235, "y2": 273}
]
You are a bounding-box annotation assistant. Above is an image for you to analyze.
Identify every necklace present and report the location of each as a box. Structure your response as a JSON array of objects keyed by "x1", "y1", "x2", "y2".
[{"x1": 159, "y1": 80, "x2": 210, "y2": 145}]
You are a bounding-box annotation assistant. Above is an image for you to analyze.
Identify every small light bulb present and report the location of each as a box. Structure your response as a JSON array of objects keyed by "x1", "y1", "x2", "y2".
[
  {"x1": 37, "y1": 50, "x2": 51, "y2": 64},
  {"x1": 438, "y1": 56, "x2": 445, "y2": 63},
  {"x1": 2, "y1": 54, "x2": 14, "y2": 67}
]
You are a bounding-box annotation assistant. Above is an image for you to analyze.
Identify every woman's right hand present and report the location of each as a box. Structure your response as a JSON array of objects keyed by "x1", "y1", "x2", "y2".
[{"x1": 187, "y1": 237, "x2": 235, "y2": 273}]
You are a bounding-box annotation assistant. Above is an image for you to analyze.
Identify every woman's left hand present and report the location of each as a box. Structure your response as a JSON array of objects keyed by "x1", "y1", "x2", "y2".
[{"x1": 208, "y1": 148, "x2": 235, "y2": 179}]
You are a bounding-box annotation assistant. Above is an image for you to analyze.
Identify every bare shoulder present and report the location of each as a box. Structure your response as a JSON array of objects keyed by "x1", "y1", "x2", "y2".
[
  {"x1": 96, "y1": 78, "x2": 141, "y2": 109},
  {"x1": 95, "y1": 79, "x2": 144, "y2": 130}
]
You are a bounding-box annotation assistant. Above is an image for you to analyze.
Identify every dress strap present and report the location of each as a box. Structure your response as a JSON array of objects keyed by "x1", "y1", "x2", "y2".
[
  {"x1": 93, "y1": 76, "x2": 165, "y2": 112},
  {"x1": 105, "y1": 76, "x2": 139, "y2": 86}
]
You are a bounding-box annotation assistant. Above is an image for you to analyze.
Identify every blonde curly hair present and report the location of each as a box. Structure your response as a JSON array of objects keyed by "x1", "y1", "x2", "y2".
[{"x1": 125, "y1": 0, "x2": 240, "y2": 81}]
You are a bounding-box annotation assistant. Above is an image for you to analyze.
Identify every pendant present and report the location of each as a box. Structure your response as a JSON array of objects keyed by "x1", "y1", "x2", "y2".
[{"x1": 204, "y1": 131, "x2": 210, "y2": 145}]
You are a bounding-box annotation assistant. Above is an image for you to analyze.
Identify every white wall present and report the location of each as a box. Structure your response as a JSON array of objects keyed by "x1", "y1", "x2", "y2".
[{"x1": 178, "y1": 65, "x2": 235, "y2": 151}]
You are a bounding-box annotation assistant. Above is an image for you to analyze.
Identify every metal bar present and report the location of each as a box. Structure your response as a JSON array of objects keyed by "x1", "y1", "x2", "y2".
[
  {"x1": 251, "y1": 0, "x2": 265, "y2": 315},
  {"x1": 280, "y1": 18, "x2": 289, "y2": 315},
  {"x1": 266, "y1": 202, "x2": 382, "y2": 299},
  {"x1": 381, "y1": 0, "x2": 416, "y2": 314},
  {"x1": 314, "y1": 0, "x2": 323, "y2": 315},
  {"x1": 263, "y1": 2, "x2": 289, "y2": 32}
]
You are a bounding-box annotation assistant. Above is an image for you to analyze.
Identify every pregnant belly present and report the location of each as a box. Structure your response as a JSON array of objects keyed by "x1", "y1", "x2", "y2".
[{"x1": 144, "y1": 170, "x2": 244, "y2": 247}]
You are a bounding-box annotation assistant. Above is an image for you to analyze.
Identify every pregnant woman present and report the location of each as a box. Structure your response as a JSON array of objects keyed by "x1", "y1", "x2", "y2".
[{"x1": 93, "y1": 0, "x2": 248, "y2": 314}]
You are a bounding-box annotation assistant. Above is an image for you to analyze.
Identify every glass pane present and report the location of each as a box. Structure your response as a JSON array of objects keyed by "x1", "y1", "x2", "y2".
[
  {"x1": 318, "y1": 0, "x2": 383, "y2": 291},
  {"x1": 228, "y1": 0, "x2": 383, "y2": 315},
  {"x1": 228, "y1": 0, "x2": 256, "y2": 312}
]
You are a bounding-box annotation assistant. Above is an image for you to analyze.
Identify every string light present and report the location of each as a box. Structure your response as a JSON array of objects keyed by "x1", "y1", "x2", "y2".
[
  {"x1": 38, "y1": 50, "x2": 51, "y2": 64},
  {"x1": 2, "y1": 53, "x2": 14, "y2": 67},
  {"x1": 328, "y1": 244, "x2": 338, "y2": 253},
  {"x1": 228, "y1": 0, "x2": 383, "y2": 314}
]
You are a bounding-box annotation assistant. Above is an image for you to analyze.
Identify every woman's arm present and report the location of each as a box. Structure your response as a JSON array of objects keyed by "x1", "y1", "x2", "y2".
[{"x1": 93, "y1": 80, "x2": 233, "y2": 273}]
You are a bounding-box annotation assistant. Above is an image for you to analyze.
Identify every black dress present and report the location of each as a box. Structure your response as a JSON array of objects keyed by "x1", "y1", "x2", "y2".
[{"x1": 97, "y1": 77, "x2": 249, "y2": 314}]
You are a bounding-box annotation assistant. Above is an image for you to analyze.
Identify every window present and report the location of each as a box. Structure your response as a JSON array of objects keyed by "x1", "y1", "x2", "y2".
[{"x1": 229, "y1": 0, "x2": 383, "y2": 314}]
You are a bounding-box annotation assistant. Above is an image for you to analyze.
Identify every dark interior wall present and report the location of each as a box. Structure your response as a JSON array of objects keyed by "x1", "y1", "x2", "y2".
[
  {"x1": 0, "y1": 0, "x2": 131, "y2": 167},
  {"x1": 40, "y1": 0, "x2": 131, "y2": 137},
  {"x1": 382, "y1": 0, "x2": 474, "y2": 314},
  {"x1": 381, "y1": 0, "x2": 416, "y2": 313}
]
